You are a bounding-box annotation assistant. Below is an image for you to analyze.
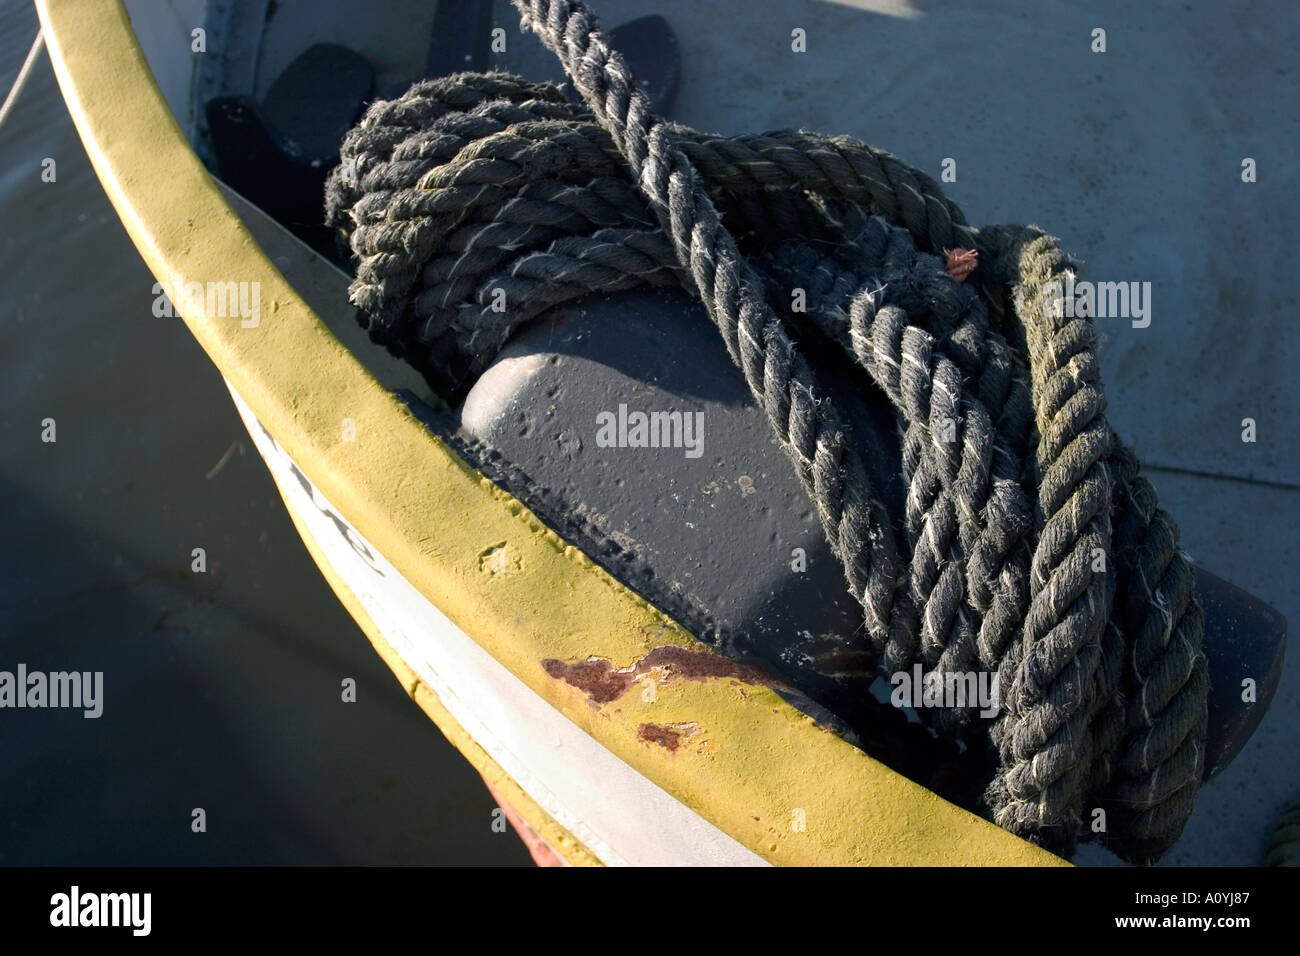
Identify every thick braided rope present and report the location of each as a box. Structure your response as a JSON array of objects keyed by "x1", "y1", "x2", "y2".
[
  {"x1": 511, "y1": 0, "x2": 1076, "y2": 837},
  {"x1": 757, "y1": 225, "x2": 1035, "y2": 726},
  {"x1": 332, "y1": 82, "x2": 916, "y2": 669},
  {"x1": 981, "y1": 225, "x2": 1208, "y2": 859},
  {"x1": 553, "y1": 32, "x2": 928, "y2": 674},
  {"x1": 734, "y1": 130, "x2": 1206, "y2": 862},
  {"x1": 325, "y1": 0, "x2": 1209, "y2": 861},
  {"x1": 759, "y1": 226, "x2": 1113, "y2": 843}
]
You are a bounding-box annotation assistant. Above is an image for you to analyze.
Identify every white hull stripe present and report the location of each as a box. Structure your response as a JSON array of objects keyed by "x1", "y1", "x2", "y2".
[{"x1": 227, "y1": 381, "x2": 770, "y2": 867}]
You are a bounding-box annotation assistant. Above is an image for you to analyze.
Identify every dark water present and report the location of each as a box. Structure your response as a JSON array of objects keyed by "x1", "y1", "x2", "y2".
[{"x1": 0, "y1": 0, "x2": 528, "y2": 865}]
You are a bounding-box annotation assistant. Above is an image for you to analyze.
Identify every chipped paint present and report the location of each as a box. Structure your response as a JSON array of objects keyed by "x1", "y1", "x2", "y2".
[
  {"x1": 644, "y1": 725, "x2": 676, "y2": 751},
  {"x1": 478, "y1": 542, "x2": 522, "y2": 575},
  {"x1": 542, "y1": 645, "x2": 780, "y2": 706},
  {"x1": 637, "y1": 722, "x2": 701, "y2": 752}
]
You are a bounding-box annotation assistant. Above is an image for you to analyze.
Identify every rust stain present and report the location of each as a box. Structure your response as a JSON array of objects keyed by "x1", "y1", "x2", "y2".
[
  {"x1": 638, "y1": 723, "x2": 682, "y2": 751},
  {"x1": 541, "y1": 645, "x2": 778, "y2": 706},
  {"x1": 541, "y1": 658, "x2": 634, "y2": 704},
  {"x1": 637, "y1": 721, "x2": 702, "y2": 753}
]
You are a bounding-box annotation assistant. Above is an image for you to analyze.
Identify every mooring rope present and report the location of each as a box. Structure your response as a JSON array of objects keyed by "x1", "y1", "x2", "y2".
[
  {"x1": 325, "y1": 0, "x2": 1208, "y2": 862},
  {"x1": 0, "y1": 29, "x2": 44, "y2": 132}
]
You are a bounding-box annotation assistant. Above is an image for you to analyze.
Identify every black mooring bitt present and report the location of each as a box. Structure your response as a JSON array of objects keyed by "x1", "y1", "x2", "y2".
[
  {"x1": 206, "y1": 43, "x2": 373, "y2": 242},
  {"x1": 425, "y1": 0, "x2": 682, "y2": 115},
  {"x1": 426, "y1": 0, "x2": 494, "y2": 77},
  {"x1": 1197, "y1": 568, "x2": 1286, "y2": 779},
  {"x1": 604, "y1": 16, "x2": 681, "y2": 115},
  {"x1": 450, "y1": 288, "x2": 1286, "y2": 783}
]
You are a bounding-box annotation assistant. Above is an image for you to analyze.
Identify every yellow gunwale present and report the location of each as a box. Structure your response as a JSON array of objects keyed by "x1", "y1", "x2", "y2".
[
  {"x1": 267, "y1": 431, "x2": 602, "y2": 866},
  {"x1": 36, "y1": 0, "x2": 1064, "y2": 866}
]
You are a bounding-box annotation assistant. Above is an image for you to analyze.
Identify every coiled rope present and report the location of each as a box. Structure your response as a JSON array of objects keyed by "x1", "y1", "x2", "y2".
[{"x1": 325, "y1": 0, "x2": 1209, "y2": 862}]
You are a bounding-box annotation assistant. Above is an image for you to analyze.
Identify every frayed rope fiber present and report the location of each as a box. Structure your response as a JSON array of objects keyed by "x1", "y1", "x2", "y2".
[{"x1": 325, "y1": 0, "x2": 1209, "y2": 862}]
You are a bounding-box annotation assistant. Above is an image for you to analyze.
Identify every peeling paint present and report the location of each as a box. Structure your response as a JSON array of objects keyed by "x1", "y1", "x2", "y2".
[
  {"x1": 542, "y1": 645, "x2": 779, "y2": 706},
  {"x1": 638, "y1": 721, "x2": 701, "y2": 752},
  {"x1": 638, "y1": 723, "x2": 681, "y2": 751},
  {"x1": 541, "y1": 656, "x2": 634, "y2": 704},
  {"x1": 478, "y1": 542, "x2": 522, "y2": 575}
]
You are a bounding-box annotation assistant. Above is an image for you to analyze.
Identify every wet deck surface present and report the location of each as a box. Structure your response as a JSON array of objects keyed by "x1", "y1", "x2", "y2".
[{"x1": 1, "y1": 0, "x2": 1295, "y2": 865}]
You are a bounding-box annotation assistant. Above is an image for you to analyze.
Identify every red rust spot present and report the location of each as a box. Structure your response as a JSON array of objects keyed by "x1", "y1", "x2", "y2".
[
  {"x1": 542, "y1": 645, "x2": 778, "y2": 706},
  {"x1": 638, "y1": 645, "x2": 774, "y2": 683},
  {"x1": 541, "y1": 658, "x2": 633, "y2": 704},
  {"x1": 638, "y1": 723, "x2": 682, "y2": 751}
]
